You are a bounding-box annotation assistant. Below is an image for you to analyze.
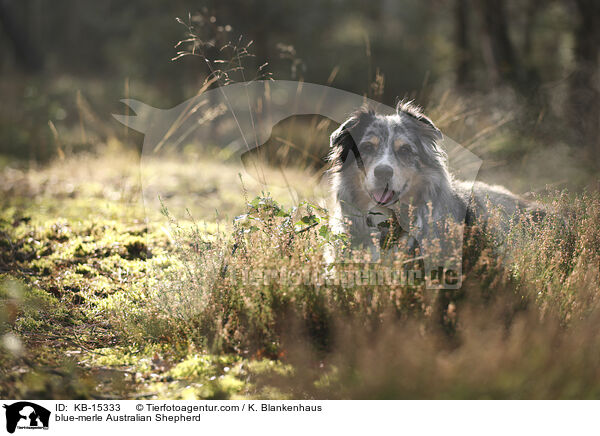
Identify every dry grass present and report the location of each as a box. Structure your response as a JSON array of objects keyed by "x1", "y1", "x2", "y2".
[{"x1": 103, "y1": 170, "x2": 600, "y2": 397}]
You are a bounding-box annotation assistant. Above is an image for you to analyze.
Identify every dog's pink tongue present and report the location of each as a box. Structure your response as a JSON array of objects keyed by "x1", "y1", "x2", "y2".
[{"x1": 374, "y1": 189, "x2": 393, "y2": 204}]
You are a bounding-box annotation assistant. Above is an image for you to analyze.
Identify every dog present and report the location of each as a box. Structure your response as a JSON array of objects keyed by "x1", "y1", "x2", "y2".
[{"x1": 327, "y1": 101, "x2": 544, "y2": 262}]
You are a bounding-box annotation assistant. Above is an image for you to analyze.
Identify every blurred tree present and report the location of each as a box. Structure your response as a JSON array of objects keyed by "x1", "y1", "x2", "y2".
[
  {"x1": 476, "y1": 0, "x2": 524, "y2": 89},
  {"x1": 568, "y1": 0, "x2": 600, "y2": 152},
  {"x1": 455, "y1": 0, "x2": 472, "y2": 87},
  {"x1": 0, "y1": 0, "x2": 43, "y2": 71},
  {"x1": 1, "y1": 0, "x2": 600, "y2": 162}
]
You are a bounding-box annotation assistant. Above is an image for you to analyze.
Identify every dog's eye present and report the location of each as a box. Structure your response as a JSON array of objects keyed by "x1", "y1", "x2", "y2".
[
  {"x1": 360, "y1": 141, "x2": 377, "y2": 153},
  {"x1": 360, "y1": 136, "x2": 380, "y2": 153},
  {"x1": 394, "y1": 140, "x2": 411, "y2": 155}
]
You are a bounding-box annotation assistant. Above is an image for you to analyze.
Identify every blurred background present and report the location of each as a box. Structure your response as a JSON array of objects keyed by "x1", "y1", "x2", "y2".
[{"x1": 0, "y1": 0, "x2": 598, "y2": 190}]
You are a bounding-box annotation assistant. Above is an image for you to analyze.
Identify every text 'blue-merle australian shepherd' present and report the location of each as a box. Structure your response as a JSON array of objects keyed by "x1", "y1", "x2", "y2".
[{"x1": 328, "y1": 101, "x2": 543, "y2": 262}]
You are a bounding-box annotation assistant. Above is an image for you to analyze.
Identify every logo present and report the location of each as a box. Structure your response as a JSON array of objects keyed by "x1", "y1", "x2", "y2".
[
  {"x1": 2, "y1": 402, "x2": 50, "y2": 434},
  {"x1": 114, "y1": 80, "x2": 482, "y2": 289}
]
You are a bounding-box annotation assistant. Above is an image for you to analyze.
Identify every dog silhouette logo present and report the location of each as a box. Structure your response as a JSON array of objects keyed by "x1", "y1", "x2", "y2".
[
  {"x1": 2, "y1": 402, "x2": 50, "y2": 433},
  {"x1": 114, "y1": 80, "x2": 482, "y2": 289}
]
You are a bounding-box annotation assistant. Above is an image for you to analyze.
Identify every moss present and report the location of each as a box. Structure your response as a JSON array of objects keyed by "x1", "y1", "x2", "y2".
[
  {"x1": 123, "y1": 238, "x2": 150, "y2": 260},
  {"x1": 45, "y1": 221, "x2": 73, "y2": 242},
  {"x1": 30, "y1": 258, "x2": 54, "y2": 275},
  {"x1": 90, "y1": 346, "x2": 155, "y2": 371},
  {"x1": 74, "y1": 264, "x2": 94, "y2": 276},
  {"x1": 73, "y1": 243, "x2": 93, "y2": 258},
  {"x1": 0, "y1": 276, "x2": 76, "y2": 333},
  {"x1": 168, "y1": 354, "x2": 239, "y2": 380}
]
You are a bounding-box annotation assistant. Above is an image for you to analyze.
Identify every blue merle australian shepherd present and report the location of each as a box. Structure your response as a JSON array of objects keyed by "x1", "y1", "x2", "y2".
[{"x1": 328, "y1": 101, "x2": 544, "y2": 259}]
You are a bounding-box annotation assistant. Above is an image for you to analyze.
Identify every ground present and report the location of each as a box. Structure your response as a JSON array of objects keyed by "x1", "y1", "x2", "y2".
[
  {"x1": 0, "y1": 147, "x2": 303, "y2": 399},
  {"x1": 2, "y1": 144, "x2": 600, "y2": 399}
]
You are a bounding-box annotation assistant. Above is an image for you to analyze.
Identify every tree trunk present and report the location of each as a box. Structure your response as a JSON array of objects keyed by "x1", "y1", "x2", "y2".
[
  {"x1": 569, "y1": 0, "x2": 600, "y2": 154},
  {"x1": 476, "y1": 0, "x2": 523, "y2": 88},
  {"x1": 455, "y1": 0, "x2": 471, "y2": 87},
  {"x1": 0, "y1": 0, "x2": 43, "y2": 72}
]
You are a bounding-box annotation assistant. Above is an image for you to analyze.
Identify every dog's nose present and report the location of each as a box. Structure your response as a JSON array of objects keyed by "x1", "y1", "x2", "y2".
[{"x1": 374, "y1": 165, "x2": 393, "y2": 182}]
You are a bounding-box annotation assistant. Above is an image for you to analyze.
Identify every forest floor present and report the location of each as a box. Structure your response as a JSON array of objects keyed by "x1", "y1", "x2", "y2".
[
  {"x1": 0, "y1": 148, "x2": 302, "y2": 399},
  {"x1": 2, "y1": 145, "x2": 600, "y2": 400}
]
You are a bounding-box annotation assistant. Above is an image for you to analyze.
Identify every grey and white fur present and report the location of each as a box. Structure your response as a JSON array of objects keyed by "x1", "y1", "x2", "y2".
[{"x1": 328, "y1": 101, "x2": 543, "y2": 258}]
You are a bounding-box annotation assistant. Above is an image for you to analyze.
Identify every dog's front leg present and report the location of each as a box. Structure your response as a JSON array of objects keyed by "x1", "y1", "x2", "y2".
[{"x1": 347, "y1": 214, "x2": 382, "y2": 261}]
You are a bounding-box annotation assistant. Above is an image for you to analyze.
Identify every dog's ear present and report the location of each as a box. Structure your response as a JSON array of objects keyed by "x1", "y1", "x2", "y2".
[
  {"x1": 397, "y1": 100, "x2": 442, "y2": 144},
  {"x1": 329, "y1": 107, "x2": 374, "y2": 170},
  {"x1": 330, "y1": 106, "x2": 374, "y2": 147},
  {"x1": 414, "y1": 113, "x2": 442, "y2": 142}
]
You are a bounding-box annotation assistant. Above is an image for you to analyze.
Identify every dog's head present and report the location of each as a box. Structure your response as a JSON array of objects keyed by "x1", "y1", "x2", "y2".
[{"x1": 329, "y1": 101, "x2": 447, "y2": 207}]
